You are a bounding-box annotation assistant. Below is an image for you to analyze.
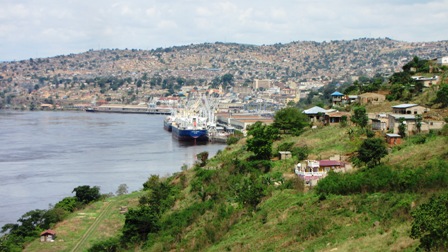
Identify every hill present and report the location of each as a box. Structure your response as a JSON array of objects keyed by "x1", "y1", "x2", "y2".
[
  {"x1": 1, "y1": 38, "x2": 448, "y2": 108},
  {"x1": 22, "y1": 119, "x2": 448, "y2": 251}
]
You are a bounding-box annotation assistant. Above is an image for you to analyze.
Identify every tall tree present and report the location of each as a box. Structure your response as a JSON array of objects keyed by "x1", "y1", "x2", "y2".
[
  {"x1": 272, "y1": 107, "x2": 309, "y2": 135},
  {"x1": 357, "y1": 137, "x2": 388, "y2": 168},
  {"x1": 351, "y1": 106, "x2": 369, "y2": 128},
  {"x1": 72, "y1": 185, "x2": 101, "y2": 204},
  {"x1": 246, "y1": 122, "x2": 279, "y2": 160},
  {"x1": 434, "y1": 84, "x2": 448, "y2": 108},
  {"x1": 398, "y1": 117, "x2": 407, "y2": 138}
]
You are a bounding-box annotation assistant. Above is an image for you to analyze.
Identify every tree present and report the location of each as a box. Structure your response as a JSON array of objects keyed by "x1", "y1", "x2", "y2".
[
  {"x1": 340, "y1": 115, "x2": 348, "y2": 127},
  {"x1": 411, "y1": 193, "x2": 448, "y2": 251},
  {"x1": 272, "y1": 107, "x2": 309, "y2": 135},
  {"x1": 235, "y1": 176, "x2": 266, "y2": 209},
  {"x1": 415, "y1": 115, "x2": 422, "y2": 133},
  {"x1": 72, "y1": 185, "x2": 101, "y2": 204},
  {"x1": 246, "y1": 122, "x2": 279, "y2": 160},
  {"x1": 398, "y1": 117, "x2": 407, "y2": 138},
  {"x1": 116, "y1": 184, "x2": 129, "y2": 196},
  {"x1": 351, "y1": 106, "x2": 369, "y2": 128},
  {"x1": 122, "y1": 206, "x2": 160, "y2": 244},
  {"x1": 196, "y1": 151, "x2": 209, "y2": 167},
  {"x1": 357, "y1": 137, "x2": 388, "y2": 167},
  {"x1": 434, "y1": 84, "x2": 448, "y2": 108}
]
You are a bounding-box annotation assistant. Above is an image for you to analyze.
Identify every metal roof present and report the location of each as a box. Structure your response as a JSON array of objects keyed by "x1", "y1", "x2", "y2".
[
  {"x1": 303, "y1": 106, "x2": 326, "y2": 114},
  {"x1": 392, "y1": 104, "x2": 418, "y2": 109},
  {"x1": 331, "y1": 91, "x2": 344, "y2": 96}
]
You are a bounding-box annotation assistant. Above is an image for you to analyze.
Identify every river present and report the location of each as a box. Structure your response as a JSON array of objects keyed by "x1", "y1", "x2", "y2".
[{"x1": 0, "y1": 110, "x2": 225, "y2": 228}]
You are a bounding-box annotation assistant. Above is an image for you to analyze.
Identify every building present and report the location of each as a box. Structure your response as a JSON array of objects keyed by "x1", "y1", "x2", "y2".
[
  {"x1": 437, "y1": 56, "x2": 448, "y2": 66},
  {"x1": 303, "y1": 106, "x2": 327, "y2": 122},
  {"x1": 388, "y1": 114, "x2": 416, "y2": 134},
  {"x1": 330, "y1": 91, "x2": 344, "y2": 106},
  {"x1": 412, "y1": 76, "x2": 439, "y2": 87},
  {"x1": 386, "y1": 133, "x2": 401, "y2": 145},
  {"x1": 295, "y1": 159, "x2": 345, "y2": 182},
  {"x1": 324, "y1": 111, "x2": 351, "y2": 125},
  {"x1": 319, "y1": 160, "x2": 345, "y2": 172},
  {"x1": 392, "y1": 104, "x2": 429, "y2": 115},
  {"x1": 40, "y1": 230, "x2": 56, "y2": 242},
  {"x1": 253, "y1": 79, "x2": 272, "y2": 90},
  {"x1": 358, "y1": 92, "x2": 386, "y2": 105},
  {"x1": 371, "y1": 114, "x2": 388, "y2": 131}
]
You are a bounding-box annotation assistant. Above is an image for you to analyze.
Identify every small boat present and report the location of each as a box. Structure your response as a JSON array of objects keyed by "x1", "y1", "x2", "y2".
[{"x1": 163, "y1": 116, "x2": 175, "y2": 132}]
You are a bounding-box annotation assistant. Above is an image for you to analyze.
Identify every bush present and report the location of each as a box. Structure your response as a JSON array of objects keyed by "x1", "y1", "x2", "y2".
[
  {"x1": 291, "y1": 146, "x2": 309, "y2": 161},
  {"x1": 411, "y1": 193, "x2": 448, "y2": 251},
  {"x1": 226, "y1": 136, "x2": 240, "y2": 145},
  {"x1": 72, "y1": 185, "x2": 101, "y2": 204},
  {"x1": 316, "y1": 160, "x2": 448, "y2": 195},
  {"x1": 88, "y1": 236, "x2": 120, "y2": 252}
]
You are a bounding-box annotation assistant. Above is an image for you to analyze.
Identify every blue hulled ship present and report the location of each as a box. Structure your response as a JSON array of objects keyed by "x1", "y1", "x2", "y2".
[{"x1": 171, "y1": 116, "x2": 209, "y2": 141}]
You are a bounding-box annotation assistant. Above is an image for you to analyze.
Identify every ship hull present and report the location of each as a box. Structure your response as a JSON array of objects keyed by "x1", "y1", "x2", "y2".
[
  {"x1": 172, "y1": 126, "x2": 208, "y2": 141},
  {"x1": 163, "y1": 119, "x2": 173, "y2": 132}
]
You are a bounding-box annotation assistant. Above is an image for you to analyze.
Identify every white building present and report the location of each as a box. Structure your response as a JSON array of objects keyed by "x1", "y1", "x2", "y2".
[{"x1": 437, "y1": 56, "x2": 448, "y2": 66}]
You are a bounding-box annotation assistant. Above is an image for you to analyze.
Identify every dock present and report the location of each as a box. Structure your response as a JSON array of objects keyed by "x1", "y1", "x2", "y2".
[{"x1": 86, "y1": 105, "x2": 172, "y2": 115}]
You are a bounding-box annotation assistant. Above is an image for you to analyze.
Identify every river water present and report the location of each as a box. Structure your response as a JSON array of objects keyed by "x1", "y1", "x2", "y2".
[{"x1": 0, "y1": 111, "x2": 225, "y2": 228}]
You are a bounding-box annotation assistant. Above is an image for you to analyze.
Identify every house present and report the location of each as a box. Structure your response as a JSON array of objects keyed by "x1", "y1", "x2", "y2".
[
  {"x1": 437, "y1": 56, "x2": 448, "y2": 66},
  {"x1": 347, "y1": 95, "x2": 358, "y2": 104},
  {"x1": 386, "y1": 133, "x2": 402, "y2": 145},
  {"x1": 358, "y1": 93, "x2": 386, "y2": 105},
  {"x1": 295, "y1": 159, "x2": 345, "y2": 182},
  {"x1": 278, "y1": 151, "x2": 292, "y2": 160},
  {"x1": 412, "y1": 76, "x2": 439, "y2": 88},
  {"x1": 303, "y1": 106, "x2": 327, "y2": 122},
  {"x1": 388, "y1": 114, "x2": 416, "y2": 134},
  {"x1": 324, "y1": 111, "x2": 351, "y2": 125},
  {"x1": 392, "y1": 104, "x2": 429, "y2": 115},
  {"x1": 371, "y1": 113, "x2": 388, "y2": 131},
  {"x1": 330, "y1": 91, "x2": 344, "y2": 106},
  {"x1": 40, "y1": 229, "x2": 56, "y2": 242},
  {"x1": 319, "y1": 160, "x2": 345, "y2": 172}
]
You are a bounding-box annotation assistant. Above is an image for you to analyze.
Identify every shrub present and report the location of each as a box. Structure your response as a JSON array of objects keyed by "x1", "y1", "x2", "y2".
[
  {"x1": 411, "y1": 193, "x2": 448, "y2": 251},
  {"x1": 88, "y1": 236, "x2": 120, "y2": 252}
]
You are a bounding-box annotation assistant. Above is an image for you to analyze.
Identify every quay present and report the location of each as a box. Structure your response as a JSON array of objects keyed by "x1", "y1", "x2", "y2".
[{"x1": 86, "y1": 104, "x2": 172, "y2": 115}]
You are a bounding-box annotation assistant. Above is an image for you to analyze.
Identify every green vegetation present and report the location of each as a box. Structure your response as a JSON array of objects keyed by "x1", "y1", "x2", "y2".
[
  {"x1": 14, "y1": 119, "x2": 448, "y2": 251},
  {"x1": 0, "y1": 185, "x2": 114, "y2": 251},
  {"x1": 4, "y1": 56, "x2": 448, "y2": 251}
]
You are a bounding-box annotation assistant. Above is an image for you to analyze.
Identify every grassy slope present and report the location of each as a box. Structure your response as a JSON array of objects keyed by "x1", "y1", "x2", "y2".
[
  {"x1": 24, "y1": 191, "x2": 144, "y2": 252},
  {"x1": 23, "y1": 120, "x2": 447, "y2": 251}
]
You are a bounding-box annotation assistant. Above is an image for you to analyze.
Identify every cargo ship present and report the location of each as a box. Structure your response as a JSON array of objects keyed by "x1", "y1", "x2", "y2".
[{"x1": 171, "y1": 116, "x2": 208, "y2": 141}]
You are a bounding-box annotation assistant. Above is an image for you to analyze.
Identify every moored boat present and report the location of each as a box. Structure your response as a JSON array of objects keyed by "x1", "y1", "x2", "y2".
[
  {"x1": 163, "y1": 116, "x2": 175, "y2": 132},
  {"x1": 171, "y1": 116, "x2": 208, "y2": 141}
]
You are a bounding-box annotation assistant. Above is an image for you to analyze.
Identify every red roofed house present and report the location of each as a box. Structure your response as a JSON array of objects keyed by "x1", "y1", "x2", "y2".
[
  {"x1": 319, "y1": 160, "x2": 345, "y2": 172},
  {"x1": 40, "y1": 229, "x2": 56, "y2": 242},
  {"x1": 295, "y1": 159, "x2": 345, "y2": 183}
]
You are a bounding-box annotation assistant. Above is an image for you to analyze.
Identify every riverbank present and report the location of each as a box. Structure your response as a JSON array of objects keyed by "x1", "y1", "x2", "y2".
[{"x1": 0, "y1": 111, "x2": 225, "y2": 228}]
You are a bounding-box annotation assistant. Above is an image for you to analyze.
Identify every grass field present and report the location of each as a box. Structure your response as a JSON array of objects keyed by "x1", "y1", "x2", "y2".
[{"x1": 24, "y1": 191, "x2": 143, "y2": 252}]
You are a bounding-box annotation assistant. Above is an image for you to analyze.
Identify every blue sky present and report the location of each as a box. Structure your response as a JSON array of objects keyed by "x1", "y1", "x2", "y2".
[{"x1": 1, "y1": 0, "x2": 447, "y2": 61}]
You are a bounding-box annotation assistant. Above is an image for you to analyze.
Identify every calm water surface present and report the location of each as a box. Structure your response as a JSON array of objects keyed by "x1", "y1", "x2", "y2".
[{"x1": 0, "y1": 111, "x2": 225, "y2": 228}]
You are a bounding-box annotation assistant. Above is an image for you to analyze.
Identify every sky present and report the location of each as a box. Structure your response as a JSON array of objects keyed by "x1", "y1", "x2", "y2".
[{"x1": 1, "y1": 0, "x2": 448, "y2": 61}]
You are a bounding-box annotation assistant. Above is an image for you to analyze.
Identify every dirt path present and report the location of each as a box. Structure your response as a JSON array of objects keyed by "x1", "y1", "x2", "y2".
[{"x1": 71, "y1": 200, "x2": 115, "y2": 252}]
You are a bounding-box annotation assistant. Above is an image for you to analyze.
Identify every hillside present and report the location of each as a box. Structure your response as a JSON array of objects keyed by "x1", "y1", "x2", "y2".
[
  {"x1": 1, "y1": 38, "x2": 448, "y2": 108},
  {"x1": 22, "y1": 120, "x2": 448, "y2": 251}
]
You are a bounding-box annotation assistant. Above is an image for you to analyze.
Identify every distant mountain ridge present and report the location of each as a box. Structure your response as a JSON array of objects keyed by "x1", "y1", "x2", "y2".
[{"x1": 1, "y1": 38, "x2": 448, "y2": 107}]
